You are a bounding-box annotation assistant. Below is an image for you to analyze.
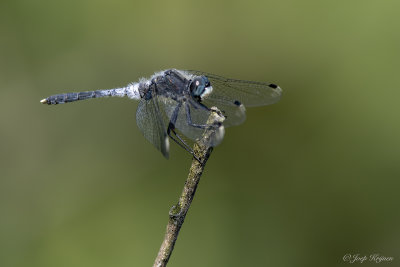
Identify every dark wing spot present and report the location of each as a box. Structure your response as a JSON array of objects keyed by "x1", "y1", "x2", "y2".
[
  {"x1": 269, "y1": 83, "x2": 278, "y2": 89},
  {"x1": 234, "y1": 100, "x2": 241, "y2": 106}
]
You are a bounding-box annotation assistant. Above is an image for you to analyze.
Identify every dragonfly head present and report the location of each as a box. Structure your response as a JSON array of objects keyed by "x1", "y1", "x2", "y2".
[{"x1": 189, "y1": 76, "x2": 213, "y2": 100}]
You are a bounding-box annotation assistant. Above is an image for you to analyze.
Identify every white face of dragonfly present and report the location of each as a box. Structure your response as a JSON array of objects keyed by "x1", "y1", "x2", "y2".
[{"x1": 201, "y1": 83, "x2": 213, "y2": 100}]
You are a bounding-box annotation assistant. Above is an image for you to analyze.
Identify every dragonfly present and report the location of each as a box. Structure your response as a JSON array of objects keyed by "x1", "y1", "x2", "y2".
[{"x1": 41, "y1": 69, "x2": 282, "y2": 159}]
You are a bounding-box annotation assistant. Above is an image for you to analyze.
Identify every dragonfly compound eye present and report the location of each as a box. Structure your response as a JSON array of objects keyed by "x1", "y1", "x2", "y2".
[
  {"x1": 189, "y1": 76, "x2": 213, "y2": 101},
  {"x1": 189, "y1": 77, "x2": 206, "y2": 98}
]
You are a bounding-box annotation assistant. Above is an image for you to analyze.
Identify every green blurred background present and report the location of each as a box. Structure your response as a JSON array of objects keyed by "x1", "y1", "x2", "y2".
[{"x1": 1, "y1": 0, "x2": 399, "y2": 266}]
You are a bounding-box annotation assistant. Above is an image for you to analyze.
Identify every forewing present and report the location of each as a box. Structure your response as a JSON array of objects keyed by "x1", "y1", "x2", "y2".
[
  {"x1": 136, "y1": 97, "x2": 169, "y2": 158},
  {"x1": 186, "y1": 70, "x2": 282, "y2": 107}
]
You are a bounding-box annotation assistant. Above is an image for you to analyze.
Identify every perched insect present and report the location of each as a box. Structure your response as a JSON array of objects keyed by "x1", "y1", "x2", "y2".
[{"x1": 41, "y1": 69, "x2": 282, "y2": 158}]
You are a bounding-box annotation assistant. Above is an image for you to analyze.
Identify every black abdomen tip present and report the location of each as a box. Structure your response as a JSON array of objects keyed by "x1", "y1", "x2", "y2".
[{"x1": 269, "y1": 83, "x2": 278, "y2": 89}]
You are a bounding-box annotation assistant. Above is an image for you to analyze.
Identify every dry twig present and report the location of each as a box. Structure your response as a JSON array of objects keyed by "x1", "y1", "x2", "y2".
[{"x1": 153, "y1": 107, "x2": 225, "y2": 267}]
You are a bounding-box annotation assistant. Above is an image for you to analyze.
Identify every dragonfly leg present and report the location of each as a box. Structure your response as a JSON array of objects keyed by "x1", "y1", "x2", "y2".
[
  {"x1": 168, "y1": 126, "x2": 201, "y2": 163},
  {"x1": 167, "y1": 104, "x2": 201, "y2": 162},
  {"x1": 185, "y1": 103, "x2": 221, "y2": 129},
  {"x1": 188, "y1": 99, "x2": 211, "y2": 111}
]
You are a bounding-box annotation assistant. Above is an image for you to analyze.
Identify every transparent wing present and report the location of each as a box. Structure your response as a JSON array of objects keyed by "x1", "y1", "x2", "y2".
[
  {"x1": 136, "y1": 97, "x2": 169, "y2": 158},
  {"x1": 201, "y1": 97, "x2": 246, "y2": 127},
  {"x1": 186, "y1": 70, "x2": 282, "y2": 107},
  {"x1": 158, "y1": 97, "x2": 224, "y2": 147}
]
